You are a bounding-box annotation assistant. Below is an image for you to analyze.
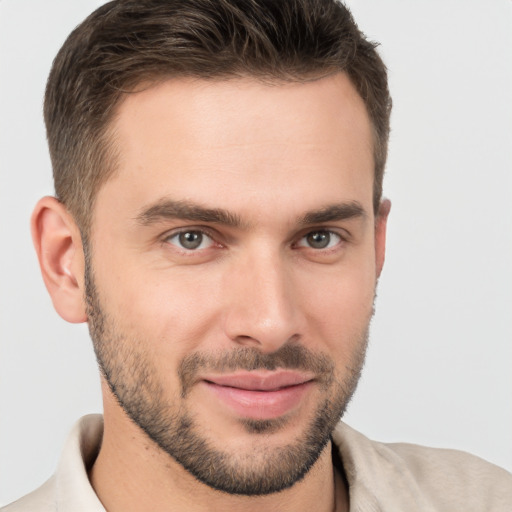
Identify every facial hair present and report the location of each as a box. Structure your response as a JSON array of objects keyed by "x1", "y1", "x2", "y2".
[{"x1": 84, "y1": 251, "x2": 370, "y2": 496}]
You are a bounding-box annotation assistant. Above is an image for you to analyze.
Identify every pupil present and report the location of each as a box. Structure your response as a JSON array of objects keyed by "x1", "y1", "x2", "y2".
[
  {"x1": 179, "y1": 231, "x2": 202, "y2": 249},
  {"x1": 308, "y1": 231, "x2": 329, "y2": 249}
]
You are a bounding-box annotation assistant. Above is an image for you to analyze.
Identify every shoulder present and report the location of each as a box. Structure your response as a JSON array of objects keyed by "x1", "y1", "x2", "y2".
[
  {"x1": 333, "y1": 422, "x2": 512, "y2": 511},
  {"x1": 0, "y1": 478, "x2": 56, "y2": 512},
  {"x1": 382, "y1": 441, "x2": 512, "y2": 509},
  {"x1": 1, "y1": 415, "x2": 104, "y2": 512}
]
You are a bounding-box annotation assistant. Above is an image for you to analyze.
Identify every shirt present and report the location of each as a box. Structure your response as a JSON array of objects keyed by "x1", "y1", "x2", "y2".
[{"x1": 2, "y1": 414, "x2": 511, "y2": 511}]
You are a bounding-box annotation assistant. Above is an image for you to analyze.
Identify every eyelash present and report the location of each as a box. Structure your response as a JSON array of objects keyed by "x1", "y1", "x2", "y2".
[
  {"x1": 294, "y1": 230, "x2": 344, "y2": 251},
  {"x1": 162, "y1": 227, "x2": 347, "y2": 254},
  {"x1": 163, "y1": 228, "x2": 219, "y2": 253}
]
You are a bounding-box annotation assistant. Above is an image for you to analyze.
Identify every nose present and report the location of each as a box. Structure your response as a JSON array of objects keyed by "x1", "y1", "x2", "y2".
[{"x1": 222, "y1": 249, "x2": 302, "y2": 353}]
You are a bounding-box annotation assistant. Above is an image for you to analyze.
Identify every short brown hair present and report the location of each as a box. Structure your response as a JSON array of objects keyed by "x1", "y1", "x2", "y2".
[{"x1": 44, "y1": 0, "x2": 391, "y2": 232}]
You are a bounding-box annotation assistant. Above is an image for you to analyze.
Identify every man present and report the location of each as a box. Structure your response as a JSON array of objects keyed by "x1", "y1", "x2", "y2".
[{"x1": 2, "y1": 0, "x2": 511, "y2": 510}]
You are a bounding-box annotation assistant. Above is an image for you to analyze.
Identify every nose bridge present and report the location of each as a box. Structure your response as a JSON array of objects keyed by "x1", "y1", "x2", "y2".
[{"x1": 223, "y1": 243, "x2": 300, "y2": 351}]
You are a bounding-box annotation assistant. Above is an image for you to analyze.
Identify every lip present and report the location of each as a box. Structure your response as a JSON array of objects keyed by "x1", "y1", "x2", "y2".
[{"x1": 201, "y1": 371, "x2": 315, "y2": 420}]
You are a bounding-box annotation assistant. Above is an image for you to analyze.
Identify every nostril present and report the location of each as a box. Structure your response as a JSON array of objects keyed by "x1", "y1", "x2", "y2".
[
  {"x1": 233, "y1": 334, "x2": 263, "y2": 347},
  {"x1": 232, "y1": 333, "x2": 302, "y2": 355}
]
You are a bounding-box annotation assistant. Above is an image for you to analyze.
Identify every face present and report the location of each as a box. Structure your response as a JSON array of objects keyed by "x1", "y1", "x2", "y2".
[{"x1": 85, "y1": 74, "x2": 386, "y2": 495}]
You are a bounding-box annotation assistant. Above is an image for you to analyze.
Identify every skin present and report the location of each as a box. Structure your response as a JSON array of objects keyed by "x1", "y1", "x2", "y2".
[{"x1": 32, "y1": 73, "x2": 390, "y2": 512}]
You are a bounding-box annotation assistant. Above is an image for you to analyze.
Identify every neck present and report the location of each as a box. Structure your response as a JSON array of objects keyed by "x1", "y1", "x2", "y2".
[{"x1": 90, "y1": 394, "x2": 348, "y2": 512}]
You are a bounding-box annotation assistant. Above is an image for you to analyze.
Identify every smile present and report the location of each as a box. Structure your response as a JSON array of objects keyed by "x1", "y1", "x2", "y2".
[{"x1": 201, "y1": 371, "x2": 315, "y2": 420}]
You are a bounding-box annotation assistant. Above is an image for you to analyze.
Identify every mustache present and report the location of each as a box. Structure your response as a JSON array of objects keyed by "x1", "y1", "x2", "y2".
[{"x1": 178, "y1": 344, "x2": 335, "y2": 397}]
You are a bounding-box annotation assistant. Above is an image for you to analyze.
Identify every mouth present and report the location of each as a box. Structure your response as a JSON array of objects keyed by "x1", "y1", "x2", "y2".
[{"x1": 200, "y1": 370, "x2": 315, "y2": 420}]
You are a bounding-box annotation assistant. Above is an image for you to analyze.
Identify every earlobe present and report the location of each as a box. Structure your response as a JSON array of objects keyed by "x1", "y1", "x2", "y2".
[
  {"x1": 375, "y1": 199, "x2": 391, "y2": 278},
  {"x1": 31, "y1": 196, "x2": 87, "y2": 323}
]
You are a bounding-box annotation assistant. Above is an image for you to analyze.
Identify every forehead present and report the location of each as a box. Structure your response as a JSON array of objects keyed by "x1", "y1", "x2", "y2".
[
  {"x1": 113, "y1": 73, "x2": 372, "y2": 157},
  {"x1": 96, "y1": 73, "x2": 374, "y2": 225}
]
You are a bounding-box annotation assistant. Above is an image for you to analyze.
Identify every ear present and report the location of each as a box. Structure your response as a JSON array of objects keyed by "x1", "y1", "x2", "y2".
[
  {"x1": 31, "y1": 196, "x2": 87, "y2": 323},
  {"x1": 375, "y1": 199, "x2": 391, "y2": 278}
]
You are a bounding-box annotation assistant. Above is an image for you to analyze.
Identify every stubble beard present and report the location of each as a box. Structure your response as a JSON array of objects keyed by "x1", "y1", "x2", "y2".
[{"x1": 84, "y1": 254, "x2": 370, "y2": 496}]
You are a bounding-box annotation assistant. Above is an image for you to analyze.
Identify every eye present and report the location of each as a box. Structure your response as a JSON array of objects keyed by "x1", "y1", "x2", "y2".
[
  {"x1": 165, "y1": 230, "x2": 215, "y2": 251},
  {"x1": 297, "y1": 230, "x2": 342, "y2": 250}
]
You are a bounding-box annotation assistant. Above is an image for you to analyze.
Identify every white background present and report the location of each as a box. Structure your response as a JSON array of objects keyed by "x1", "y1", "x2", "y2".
[{"x1": 1, "y1": 0, "x2": 511, "y2": 505}]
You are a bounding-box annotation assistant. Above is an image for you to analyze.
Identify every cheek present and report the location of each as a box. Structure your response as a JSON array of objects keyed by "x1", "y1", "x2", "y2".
[
  {"x1": 95, "y1": 258, "x2": 225, "y2": 357},
  {"x1": 300, "y1": 256, "x2": 376, "y2": 352}
]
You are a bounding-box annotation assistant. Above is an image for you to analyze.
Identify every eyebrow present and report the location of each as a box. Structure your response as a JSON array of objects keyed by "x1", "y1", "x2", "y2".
[
  {"x1": 136, "y1": 199, "x2": 243, "y2": 228},
  {"x1": 135, "y1": 198, "x2": 366, "y2": 228},
  {"x1": 299, "y1": 201, "x2": 366, "y2": 225}
]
